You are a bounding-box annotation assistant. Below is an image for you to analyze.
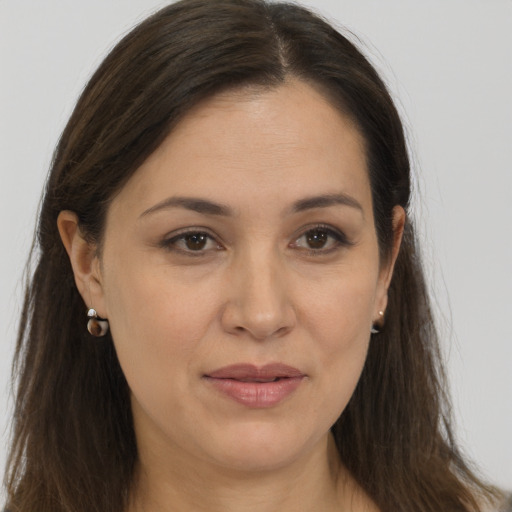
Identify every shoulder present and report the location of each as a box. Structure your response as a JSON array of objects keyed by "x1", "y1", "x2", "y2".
[
  {"x1": 500, "y1": 494, "x2": 512, "y2": 512},
  {"x1": 492, "y1": 492, "x2": 512, "y2": 512}
]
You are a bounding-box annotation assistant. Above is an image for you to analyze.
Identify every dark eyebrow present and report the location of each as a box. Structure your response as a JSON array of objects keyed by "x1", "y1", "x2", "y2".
[
  {"x1": 140, "y1": 193, "x2": 363, "y2": 219},
  {"x1": 290, "y1": 193, "x2": 364, "y2": 215},
  {"x1": 139, "y1": 196, "x2": 233, "y2": 218}
]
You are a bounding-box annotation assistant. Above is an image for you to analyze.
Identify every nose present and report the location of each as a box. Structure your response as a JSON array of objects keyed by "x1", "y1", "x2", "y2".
[{"x1": 220, "y1": 248, "x2": 296, "y2": 341}]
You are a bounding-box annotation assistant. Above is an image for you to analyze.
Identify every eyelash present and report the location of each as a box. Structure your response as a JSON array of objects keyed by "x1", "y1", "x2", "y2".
[
  {"x1": 160, "y1": 228, "x2": 222, "y2": 257},
  {"x1": 160, "y1": 224, "x2": 352, "y2": 257},
  {"x1": 289, "y1": 224, "x2": 353, "y2": 256}
]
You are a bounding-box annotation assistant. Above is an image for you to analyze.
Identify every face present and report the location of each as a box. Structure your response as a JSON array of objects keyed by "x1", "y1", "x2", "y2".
[{"x1": 84, "y1": 80, "x2": 399, "y2": 473}]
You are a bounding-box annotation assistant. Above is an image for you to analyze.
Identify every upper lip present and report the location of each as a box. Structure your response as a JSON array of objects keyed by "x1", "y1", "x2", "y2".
[{"x1": 205, "y1": 363, "x2": 305, "y2": 381}]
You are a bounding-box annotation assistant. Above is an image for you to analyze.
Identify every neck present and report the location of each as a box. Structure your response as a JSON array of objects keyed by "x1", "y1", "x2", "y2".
[{"x1": 128, "y1": 434, "x2": 371, "y2": 512}]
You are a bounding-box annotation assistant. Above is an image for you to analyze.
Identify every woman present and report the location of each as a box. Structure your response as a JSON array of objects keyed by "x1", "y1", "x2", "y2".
[{"x1": 3, "y1": 0, "x2": 508, "y2": 511}]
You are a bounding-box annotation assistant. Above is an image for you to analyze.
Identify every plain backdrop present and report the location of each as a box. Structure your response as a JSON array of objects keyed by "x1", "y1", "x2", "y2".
[{"x1": 1, "y1": 0, "x2": 511, "y2": 498}]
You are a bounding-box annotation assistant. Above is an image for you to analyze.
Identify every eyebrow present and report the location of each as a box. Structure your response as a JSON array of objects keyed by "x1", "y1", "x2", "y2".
[
  {"x1": 140, "y1": 196, "x2": 233, "y2": 218},
  {"x1": 290, "y1": 193, "x2": 364, "y2": 215},
  {"x1": 139, "y1": 192, "x2": 363, "y2": 219}
]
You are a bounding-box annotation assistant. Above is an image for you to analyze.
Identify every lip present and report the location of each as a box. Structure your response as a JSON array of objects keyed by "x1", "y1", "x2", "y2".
[{"x1": 204, "y1": 363, "x2": 306, "y2": 408}]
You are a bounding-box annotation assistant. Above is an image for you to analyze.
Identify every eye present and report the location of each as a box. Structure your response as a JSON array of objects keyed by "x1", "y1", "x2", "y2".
[
  {"x1": 161, "y1": 230, "x2": 222, "y2": 254},
  {"x1": 291, "y1": 225, "x2": 351, "y2": 254}
]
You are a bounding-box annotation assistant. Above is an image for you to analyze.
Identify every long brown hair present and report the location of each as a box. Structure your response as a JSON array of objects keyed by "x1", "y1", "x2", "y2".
[{"x1": 4, "y1": 1, "x2": 499, "y2": 511}]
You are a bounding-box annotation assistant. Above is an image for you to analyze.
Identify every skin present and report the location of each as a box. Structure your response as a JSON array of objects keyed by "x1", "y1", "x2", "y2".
[{"x1": 59, "y1": 80, "x2": 404, "y2": 512}]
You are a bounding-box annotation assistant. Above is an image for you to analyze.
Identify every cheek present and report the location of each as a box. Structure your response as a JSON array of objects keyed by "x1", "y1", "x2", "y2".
[
  {"x1": 101, "y1": 257, "x2": 221, "y2": 396},
  {"x1": 106, "y1": 247, "x2": 217, "y2": 332},
  {"x1": 303, "y1": 264, "x2": 378, "y2": 349},
  {"x1": 300, "y1": 266, "x2": 377, "y2": 419}
]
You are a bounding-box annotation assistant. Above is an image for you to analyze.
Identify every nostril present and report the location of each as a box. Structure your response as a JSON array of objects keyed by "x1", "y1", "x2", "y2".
[{"x1": 219, "y1": 284, "x2": 297, "y2": 340}]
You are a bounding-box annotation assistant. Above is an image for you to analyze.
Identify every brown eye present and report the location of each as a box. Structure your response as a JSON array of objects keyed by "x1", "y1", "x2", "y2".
[
  {"x1": 291, "y1": 225, "x2": 351, "y2": 254},
  {"x1": 184, "y1": 233, "x2": 208, "y2": 251},
  {"x1": 305, "y1": 229, "x2": 329, "y2": 249},
  {"x1": 161, "y1": 230, "x2": 221, "y2": 254}
]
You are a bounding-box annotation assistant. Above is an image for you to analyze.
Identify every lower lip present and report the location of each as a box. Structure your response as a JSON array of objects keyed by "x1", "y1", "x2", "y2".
[{"x1": 204, "y1": 376, "x2": 304, "y2": 408}]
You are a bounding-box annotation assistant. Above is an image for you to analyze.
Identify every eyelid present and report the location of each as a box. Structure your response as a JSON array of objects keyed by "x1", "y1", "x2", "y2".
[
  {"x1": 158, "y1": 224, "x2": 352, "y2": 256},
  {"x1": 159, "y1": 227, "x2": 224, "y2": 254},
  {"x1": 290, "y1": 223, "x2": 354, "y2": 253}
]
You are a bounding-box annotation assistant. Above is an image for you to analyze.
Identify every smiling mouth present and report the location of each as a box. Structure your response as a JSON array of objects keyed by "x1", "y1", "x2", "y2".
[{"x1": 204, "y1": 363, "x2": 306, "y2": 408}]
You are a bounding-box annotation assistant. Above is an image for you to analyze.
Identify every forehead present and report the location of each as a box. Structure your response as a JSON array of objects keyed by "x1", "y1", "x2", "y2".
[{"x1": 108, "y1": 79, "x2": 371, "y2": 219}]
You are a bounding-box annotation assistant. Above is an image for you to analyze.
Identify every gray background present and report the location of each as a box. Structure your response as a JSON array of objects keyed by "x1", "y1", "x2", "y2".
[{"x1": 1, "y1": 0, "x2": 511, "y2": 496}]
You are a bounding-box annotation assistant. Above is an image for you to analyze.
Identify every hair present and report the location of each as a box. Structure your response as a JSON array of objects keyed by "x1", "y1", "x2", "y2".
[{"x1": 4, "y1": 1, "x2": 500, "y2": 511}]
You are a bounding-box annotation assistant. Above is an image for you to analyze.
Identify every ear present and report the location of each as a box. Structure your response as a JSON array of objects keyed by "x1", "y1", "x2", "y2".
[
  {"x1": 374, "y1": 205, "x2": 406, "y2": 318},
  {"x1": 57, "y1": 211, "x2": 108, "y2": 318}
]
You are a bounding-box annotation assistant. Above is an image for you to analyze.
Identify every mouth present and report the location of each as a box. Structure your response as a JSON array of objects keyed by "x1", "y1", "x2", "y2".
[
  {"x1": 235, "y1": 377, "x2": 284, "y2": 382},
  {"x1": 204, "y1": 363, "x2": 306, "y2": 408}
]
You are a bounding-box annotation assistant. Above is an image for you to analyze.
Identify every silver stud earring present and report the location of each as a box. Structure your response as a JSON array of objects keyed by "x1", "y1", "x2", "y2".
[{"x1": 87, "y1": 308, "x2": 109, "y2": 337}]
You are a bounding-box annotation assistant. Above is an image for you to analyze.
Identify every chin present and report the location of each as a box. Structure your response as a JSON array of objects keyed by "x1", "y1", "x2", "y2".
[{"x1": 204, "y1": 421, "x2": 321, "y2": 473}]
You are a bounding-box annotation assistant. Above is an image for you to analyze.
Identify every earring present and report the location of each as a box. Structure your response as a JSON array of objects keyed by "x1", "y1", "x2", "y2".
[
  {"x1": 371, "y1": 311, "x2": 384, "y2": 335},
  {"x1": 87, "y1": 308, "x2": 109, "y2": 337}
]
